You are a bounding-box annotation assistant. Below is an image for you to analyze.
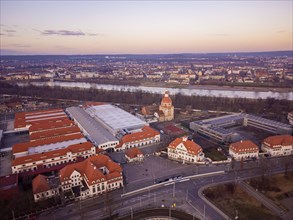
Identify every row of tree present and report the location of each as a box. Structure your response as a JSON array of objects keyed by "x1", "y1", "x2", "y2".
[{"x1": 0, "y1": 81, "x2": 292, "y2": 121}]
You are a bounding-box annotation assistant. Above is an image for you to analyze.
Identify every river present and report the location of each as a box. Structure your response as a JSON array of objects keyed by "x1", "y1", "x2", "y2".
[{"x1": 17, "y1": 81, "x2": 293, "y2": 100}]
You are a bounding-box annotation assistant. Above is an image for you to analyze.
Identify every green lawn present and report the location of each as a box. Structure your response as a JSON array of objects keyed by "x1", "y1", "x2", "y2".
[{"x1": 204, "y1": 148, "x2": 227, "y2": 161}]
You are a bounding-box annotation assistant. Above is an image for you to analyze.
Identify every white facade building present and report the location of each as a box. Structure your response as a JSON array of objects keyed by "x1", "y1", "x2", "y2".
[
  {"x1": 167, "y1": 136, "x2": 204, "y2": 163},
  {"x1": 262, "y1": 135, "x2": 293, "y2": 157},
  {"x1": 229, "y1": 140, "x2": 259, "y2": 161}
]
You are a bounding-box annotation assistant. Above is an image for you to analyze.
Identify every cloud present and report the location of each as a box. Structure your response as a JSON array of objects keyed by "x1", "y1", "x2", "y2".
[
  {"x1": 33, "y1": 29, "x2": 103, "y2": 37},
  {"x1": 41, "y1": 29, "x2": 86, "y2": 36},
  {"x1": 10, "y1": 44, "x2": 31, "y2": 48},
  {"x1": 87, "y1": 32, "x2": 104, "y2": 36}
]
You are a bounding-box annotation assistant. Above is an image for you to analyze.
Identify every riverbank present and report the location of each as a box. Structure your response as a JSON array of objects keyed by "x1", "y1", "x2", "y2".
[
  {"x1": 15, "y1": 79, "x2": 292, "y2": 93},
  {"x1": 141, "y1": 81, "x2": 293, "y2": 93}
]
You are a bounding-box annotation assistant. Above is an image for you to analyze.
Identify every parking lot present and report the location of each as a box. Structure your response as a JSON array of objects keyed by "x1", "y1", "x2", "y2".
[{"x1": 125, "y1": 155, "x2": 190, "y2": 182}]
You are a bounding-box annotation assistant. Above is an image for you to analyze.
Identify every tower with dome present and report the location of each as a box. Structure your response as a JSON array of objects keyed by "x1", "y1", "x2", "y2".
[{"x1": 158, "y1": 90, "x2": 174, "y2": 121}]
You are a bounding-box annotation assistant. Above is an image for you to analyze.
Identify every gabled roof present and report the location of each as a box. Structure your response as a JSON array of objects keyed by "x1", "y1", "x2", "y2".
[
  {"x1": 263, "y1": 135, "x2": 293, "y2": 148},
  {"x1": 125, "y1": 147, "x2": 143, "y2": 159},
  {"x1": 120, "y1": 126, "x2": 159, "y2": 144},
  {"x1": 30, "y1": 126, "x2": 80, "y2": 141},
  {"x1": 59, "y1": 155, "x2": 122, "y2": 185},
  {"x1": 29, "y1": 119, "x2": 73, "y2": 133},
  {"x1": 230, "y1": 140, "x2": 259, "y2": 153},
  {"x1": 32, "y1": 174, "x2": 50, "y2": 194},
  {"x1": 168, "y1": 137, "x2": 202, "y2": 156},
  {"x1": 12, "y1": 141, "x2": 93, "y2": 166},
  {"x1": 12, "y1": 133, "x2": 84, "y2": 154}
]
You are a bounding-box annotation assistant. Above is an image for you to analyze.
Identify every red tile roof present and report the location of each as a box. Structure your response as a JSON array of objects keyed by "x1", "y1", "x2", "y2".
[
  {"x1": 12, "y1": 133, "x2": 84, "y2": 154},
  {"x1": 0, "y1": 174, "x2": 18, "y2": 189},
  {"x1": 28, "y1": 117, "x2": 68, "y2": 127},
  {"x1": 12, "y1": 148, "x2": 68, "y2": 166},
  {"x1": 14, "y1": 109, "x2": 68, "y2": 129},
  {"x1": 230, "y1": 140, "x2": 259, "y2": 153},
  {"x1": 29, "y1": 119, "x2": 74, "y2": 133},
  {"x1": 120, "y1": 126, "x2": 159, "y2": 144},
  {"x1": 67, "y1": 142, "x2": 93, "y2": 154},
  {"x1": 168, "y1": 137, "x2": 203, "y2": 156},
  {"x1": 30, "y1": 126, "x2": 80, "y2": 141},
  {"x1": 32, "y1": 174, "x2": 50, "y2": 194},
  {"x1": 25, "y1": 114, "x2": 67, "y2": 122},
  {"x1": 263, "y1": 135, "x2": 293, "y2": 148},
  {"x1": 59, "y1": 155, "x2": 122, "y2": 186},
  {"x1": 106, "y1": 171, "x2": 121, "y2": 181},
  {"x1": 125, "y1": 147, "x2": 143, "y2": 159},
  {"x1": 25, "y1": 108, "x2": 64, "y2": 116}
]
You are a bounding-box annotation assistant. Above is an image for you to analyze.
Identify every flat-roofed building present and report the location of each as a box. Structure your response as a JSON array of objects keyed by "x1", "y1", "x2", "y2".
[
  {"x1": 262, "y1": 135, "x2": 293, "y2": 157},
  {"x1": 190, "y1": 113, "x2": 292, "y2": 143},
  {"x1": 85, "y1": 104, "x2": 147, "y2": 135},
  {"x1": 167, "y1": 136, "x2": 204, "y2": 163},
  {"x1": 229, "y1": 140, "x2": 259, "y2": 161},
  {"x1": 12, "y1": 142, "x2": 95, "y2": 174},
  {"x1": 66, "y1": 106, "x2": 119, "y2": 151},
  {"x1": 125, "y1": 147, "x2": 144, "y2": 162}
]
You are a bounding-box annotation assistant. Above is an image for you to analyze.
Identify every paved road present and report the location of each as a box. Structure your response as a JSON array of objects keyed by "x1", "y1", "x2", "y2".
[{"x1": 35, "y1": 156, "x2": 293, "y2": 220}]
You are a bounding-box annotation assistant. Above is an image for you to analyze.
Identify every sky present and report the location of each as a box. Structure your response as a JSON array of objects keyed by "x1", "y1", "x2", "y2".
[{"x1": 0, "y1": 0, "x2": 292, "y2": 55}]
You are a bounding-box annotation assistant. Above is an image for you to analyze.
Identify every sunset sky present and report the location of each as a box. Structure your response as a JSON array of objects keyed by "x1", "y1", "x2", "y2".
[{"x1": 1, "y1": 0, "x2": 292, "y2": 55}]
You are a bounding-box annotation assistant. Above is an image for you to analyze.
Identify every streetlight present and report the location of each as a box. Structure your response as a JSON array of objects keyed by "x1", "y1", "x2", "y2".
[{"x1": 173, "y1": 182, "x2": 176, "y2": 198}]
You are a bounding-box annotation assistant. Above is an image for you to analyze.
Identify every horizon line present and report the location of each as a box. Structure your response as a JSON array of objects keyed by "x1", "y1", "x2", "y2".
[{"x1": 0, "y1": 50, "x2": 292, "y2": 57}]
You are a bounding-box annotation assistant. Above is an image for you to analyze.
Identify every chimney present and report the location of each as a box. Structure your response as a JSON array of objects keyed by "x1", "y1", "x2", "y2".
[{"x1": 182, "y1": 136, "x2": 188, "y2": 142}]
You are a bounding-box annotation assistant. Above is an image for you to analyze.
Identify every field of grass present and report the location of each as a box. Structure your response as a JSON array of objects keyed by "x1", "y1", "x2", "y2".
[
  {"x1": 204, "y1": 148, "x2": 227, "y2": 161},
  {"x1": 204, "y1": 183, "x2": 280, "y2": 220},
  {"x1": 248, "y1": 171, "x2": 293, "y2": 202}
]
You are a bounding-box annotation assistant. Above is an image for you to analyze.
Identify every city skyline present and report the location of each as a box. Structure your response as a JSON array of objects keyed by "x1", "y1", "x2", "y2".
[{"x1": 0, "y1": 0, "x2": 292, "y2": 55}]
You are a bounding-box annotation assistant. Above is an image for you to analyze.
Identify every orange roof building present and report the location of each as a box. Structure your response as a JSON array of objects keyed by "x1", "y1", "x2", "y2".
[
  {"x1": 32, "y1": 174, "x2": 59, "y2": 202},
  {"x1": 117, "y1": 126, "x2": 160, "y2": 151},
  {"x1": 229, "y1": 140, "x2": 259, "y2": 161},
  {"x1": 12, "y1": 133, "x2": 86, "y2": 157},
  {"x1": 14, "y1": 108, "x2": 68, "y2": 130},
  {"x1": 167, "y1": 136, "x2": 204, "y2": 163},
  {"x1": 29, "y1": 119, "x2": 74, "y2": 134},
  {"x1": 125, "y1": 147, "x2": 144, "y2": 162},
  {"x1": 30, "y1": 126, "x2": 81, "y2": 141},
  {"x1": 59, "y1": 155, "x2": 123, "y2": 200},
  {"x1": 262, "y1": 135, "x2": 293, "y2": 157},
  {"x1": 12, "y1": 142, "x2": 95, "y2": 174}
]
